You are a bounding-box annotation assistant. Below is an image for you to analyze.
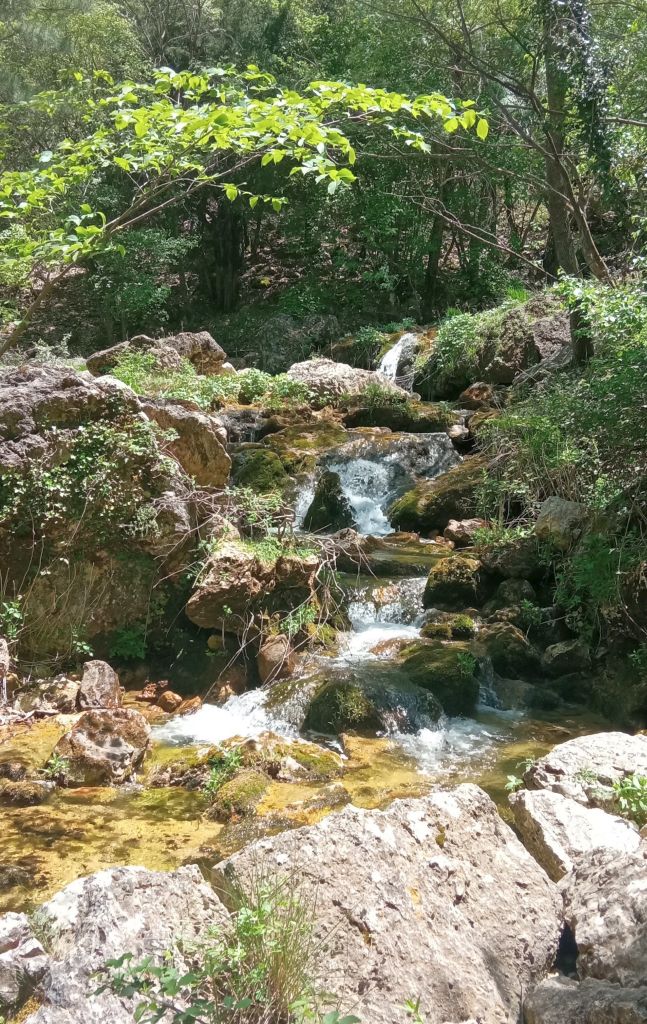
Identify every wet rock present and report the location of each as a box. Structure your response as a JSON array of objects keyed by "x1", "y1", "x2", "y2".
[
  {"x1": 177, "y1": 695, "x2": 202, "y2": 716},
  {"x1": 535, "y1": 496, "x2": 588, "y2": 551},
  {"x1": 286, "y1": 357, "x2": 408, "y2": 406},
  {"x1": 303, "y1": 470, "x2": 356, "y2": 532},
  {"x1": 206, "y1": 768, "x2": 269, "y2": 822},
  {"x1": 458, "y1": 382, "x2": 497, "y2": 410},
  {"x1": 231, "y1": 447, "x2": 288, "y2": 491},
  {"x1": 0, "y1": 912, "x2": 49, "y2": 1015},
  {"x1": 140, "y1": 398, "x2": 230, "y2": 487},
  {"x1": 420, "y1": 612, "x2": 477, "y2": 640},
  {"x1": 54, "y1": 708, "x2": 151, "y2": 785},
  {"x1": 86, "y1": 330, "x2": 227, "y2": 377},
  {"x1": 443, "y1": 518, "x2": 488, "y2": 547},
  {"x1": 0, "y1": 780, "x2": 50, "y2": 806},
  {"x1": 478, "y1": 622, "x2": 540, "y2": 677},
  {"x1": 389, "y1": 455, "x2": 486, "y2": 534},
  {"x1": 257, "y1": 634, "x2": 295, "y2": 684},
  {"x1": 24, "y1": 865, "x2": 227, "y2": 1024},
  {"x1": 525, "y1": 973, "x2": 647, "y2": 1024},
  {"x1": 488, "y1": 577, "x2": 536, "y2": 609},
  {"x1": 0, "y1": 761, "x2": 27, "y2": 782},
  {"x1": 78, "y1": 660, "x2": 121, "y2": 709},
  {"x1": 13, "y1": 676, "x2": 80, "y2": 715},
  {"x1": 302, "y1": 675, "x2": 442, "y2": 735},
  {"x1": 400, "y1": 640, "x2": 479, "y2": 716},
  {"x1": 423, "y1": 554, "x2": 484, "y2": 609},
  {"x1": 524, "y1": 731, "x2": 647, "y2": 808},
  {"x1": 510, "y1": 788, "x2": 640, "y2": 881},
  {"x1": 562, "y1": 844, "x2": 647, "y2": 988},
  {"x1": 541, "y1": 639, "x2": 591, "y2": 676},
  {"x1": 341, "y1": 399, "x2": 457, "y2": 434},
  {"x1": 215, "y1": 785, "x2": 562, "y2": 1024},
  {"x1": 156, "y1": 690, "x2": 183, "y2": 713}
]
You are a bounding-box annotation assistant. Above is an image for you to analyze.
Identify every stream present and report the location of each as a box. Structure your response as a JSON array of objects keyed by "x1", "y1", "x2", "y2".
[{"x1": 0, "y1": 339, "x2": 607, "y2": 913}]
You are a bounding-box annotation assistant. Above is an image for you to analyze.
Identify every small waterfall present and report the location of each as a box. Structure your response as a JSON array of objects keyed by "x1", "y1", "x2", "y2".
[
  {"x1": 153, "y1": 687, "x2": 299, "y2": 747},
  {"x1": 377, "y1": 332, "x2": 418, "y2": 389},
  {"x1": 326, "y1": 458, "x2": 395, "y2": 535}
]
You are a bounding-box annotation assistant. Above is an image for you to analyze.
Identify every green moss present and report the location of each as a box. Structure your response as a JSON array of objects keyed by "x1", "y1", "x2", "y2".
[
  {"x1": 401, "y1": 640, "x2": 479, "y2": 716},
  {"x1": 303, "y1": 682, "x2": 382, "y2": 735},
  {"x1": 207, "y1": 768, "x2": 269, "y2": 822},
  {"x1": 232, "y1": 449, "x2": 288, "y2": 493},
  {"x1": 423, "y1": 555, "x2": 483, "y2": 610},
  {"x1": 389, "y1": 456, "x2": 487, "y2": 534},
  {"x1": 264, "y1": 421, "x2": 348, "y2": 474}
]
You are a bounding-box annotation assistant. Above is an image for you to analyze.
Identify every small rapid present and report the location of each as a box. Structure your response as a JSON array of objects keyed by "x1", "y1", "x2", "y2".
[{"x1": 378, "y1": 331, "x2": 418, "y2": 388}]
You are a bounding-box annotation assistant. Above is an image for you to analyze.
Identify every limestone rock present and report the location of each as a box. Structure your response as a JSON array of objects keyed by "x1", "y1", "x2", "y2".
[
  {"x1": 389, "y1": 455, "x2": 486, "y2": 533},
  {"x1": 286, "y1": 357, "x2": 408, "y2": 406},
  {"x1": 401, "y1": 640, "x2": 479, "y2": 716},
  {"x1": 510, "y1": 788, "x2": 640, "y2": 881},
  {"x1": 443, "y1": 518, "x2": 488, "y2": 547},
  {"x1": 457, "y1": 382, "x2": 497, "y2": 410},
  {"x1": 302, "y1": 674, "x2": 442, "y2": 735},
  {"x1": 478, "y1": 622, "x2": 540, "y2": 676},
  {"x1": 78, "y1": 660, "x2": 121, "y2": 709},
  {"x1": 562, "y1": 844, "x2": 647, "y2": 988},
  {"x1": 86, "y1": 330, "x2": 227, "y2": 377},
  {"x1": 140, "y1": 398, "x2": 230, "y2": 487},
  {"x1": 525, "y1": 732, "x2": 647, "y2": 807},
  {"x1": 54, "y1": 708, "x2": 151, "y2": 785},
  {"x1": 541, "y1": 639, "x2": 591, "y2": 676},
  {"x1": 535, "y1": 496, "x2": 588, "y2": 551},
  {"x1": 24, "y1": 866, "x2": 228, "y2": 1024},
  {"x1": 215, "y1": 785, "x2": 562, "y2": 1024},
  {"x1": 156, "y1": 690, "x2": 183, "y2": 713},
  {"x1": 423, "y1": 555, "x2": 484, "y2": 609},
  {"x1": 257, "y1": 634, "x2": 295, "y2": 684},
  {"x1": 13, "y1": 676, "x2": 80, "y2": 715},
  {"x1": 479, "y1": 534, "x2": 543, "y2": 579},
  {"x1": 525, "y1": 974, "x2": 647, "y2": 1024},
  {"x1": 0, "y1": 913, "x2": 49, "y2": 1014}
]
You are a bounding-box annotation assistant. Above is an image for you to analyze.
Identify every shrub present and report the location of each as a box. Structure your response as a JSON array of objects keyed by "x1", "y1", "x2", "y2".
[
  {"x1": 112, "y1": 351, "x2": 241, "y2": 408},
  {"x1": 109, "y1": 624, "x2": 148, "y2": 661},
  {"x1": 613, "y1": 773, "x2": 647, "y2": 827}
]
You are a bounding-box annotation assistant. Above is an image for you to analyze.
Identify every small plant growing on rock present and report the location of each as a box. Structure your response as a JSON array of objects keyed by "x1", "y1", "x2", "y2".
[
  {"x1": 41, "y1": 752, "x2": 70, "y2": 783},
  {"x1": 202, "y1": 748, "x2": 244, "y2": 801},
  {"x1": 613, "y1": 773, "x2": 647, "y2": 827},
  {"x1": 456, "y1": 651, "x2": 477, "y2": 678}
]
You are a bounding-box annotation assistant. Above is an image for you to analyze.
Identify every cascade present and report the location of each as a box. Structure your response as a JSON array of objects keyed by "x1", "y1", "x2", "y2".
[{"x1": 377, "y1": 331, "x2": 418, "y2": 388}]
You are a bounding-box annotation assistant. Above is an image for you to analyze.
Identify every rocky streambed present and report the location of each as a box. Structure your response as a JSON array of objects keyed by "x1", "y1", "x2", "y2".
[{"x1": 1, "y1": 328, "x2": 646, "y2": 1022}]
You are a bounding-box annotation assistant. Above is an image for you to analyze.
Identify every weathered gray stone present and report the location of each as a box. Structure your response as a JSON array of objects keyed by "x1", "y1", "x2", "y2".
[
  {"x1": 510, "y1": 788, "x2": 640, "y2": 881},
  {"x1": 24, "y1": 866, "x2": 228, "y2": 1024},
  {"x1": 86, "y1": 330, "x2": 227, "y2": 377},
  {"x1": 0, "y1": 912, "x2": 49, "y2": 1014},
  {"x1": 541, "y1": 639, "x2": 591, "y2": 676},
  {"x1": 535, "y1": 496, "x2": 588, "y2": 551},
  {"x1": 525, "y1": 731, "x2": 647, "y2": 807},
  {"x1": 140, "y1": 398, "x2": 230, "y2": 487},
  {"x1": 562, "y1": 844, "x2": 647, "y2": 988},
  {"x1": 78, "y1": 660, "x2": 121, "y2": 709},
  {"x1": 287, "y1": 357, "x2": 408, "y2": 405},
  {"x1": 54, "y1": 708, "x2": 151, "y2": 785},
  {"x1": 525, "y1": 974, "x2": 647, "y2": 1024},
  {"x1": 215, "y1": 784, "x2": 562, "y2": 1024}
]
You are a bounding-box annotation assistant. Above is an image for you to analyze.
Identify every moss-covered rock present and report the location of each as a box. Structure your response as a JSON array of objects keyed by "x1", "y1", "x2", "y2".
[
  {"x1": 477, "y1": 622, "x2": 540, "y2": 677},
  {"x1": 421, "y1": 613, "x2": 477, "y2": 640},
  {"x1": 423, "y1": 555, "x2": 485, "y2": 609},
  {"x1": 304, "y1": 682, "x2": 382, "y2": 734},
  {"x1": 206, "y1": 768, "x2": 269, "y2": 821},
  {"x1": 231, "y1": 448, "x2": 289, "y2": 492},
  {"x1": 400, "y1": 640, "x2": 479, "y2": 716},
  {"x1": 263, "y1": 420, "x2": 349, "y2": 475},
  {"x1": 303, "y1": 676, "x2": 442, "y2": 736},
  {"x1": 341, "y1": 399, "x2": 457, "y2": 433},
  {"x1": 478, "y1": 535, "x2": 544, "y2": 581},
  {"x1": 0, "y1": 780, "x2": 50, "y2": 806},
  {"x1": 303, "y1": 470, "x2": 356, "y2": 532},
  {"x1": 389, "y1": 456, "x2": 487, "y2": 534}
]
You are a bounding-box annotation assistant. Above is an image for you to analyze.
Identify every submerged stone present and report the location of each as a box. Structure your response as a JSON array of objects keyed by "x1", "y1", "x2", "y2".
[{"x1": 400, "y1": 640, "x2": 479, "y2": 716}]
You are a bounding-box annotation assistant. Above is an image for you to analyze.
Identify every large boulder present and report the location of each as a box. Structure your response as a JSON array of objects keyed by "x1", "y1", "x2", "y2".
[
  {"x1": 286, "y1": 357, "x2": 408, "y2": 406},
  {"x1": 534, "y1": 496, "x2": 588, "y2": 551},
  {"x1": 423, "y1": 554, "x2": 484, "y2": 609},
  {"x1": 478, "y1": 622, "x2": 540, "y2": 676},
  {"x1": 302, "y1": 675, "x2": 442, "y2": 735},
  {"x1": 562, "y1": 844, "x2": 647, "y2": 988},
  {"x1": 23, "y1": 866, "x2": 228, "y2": 1024},
  {"x1": 86, "y1": 330, "x2": 227, "y2": 377},
  {"x1": 389, "y1": 456, "x2": 486, "y2": 534},
  {"x1": 78, "y1": 660, "x2": 121, "y2": 709},
  {"x1": 509, "y1": 788, "x2": 640, "y2": 881},
  {"x1": 400, "y1": 640, "x2": 479, "y2": 716},
  {"x1": 0, "y1": 365, "x2": 137, "y2": 445},
  {"x1": 541, "y1": 638, "x2": 591, "y2": 676},
  {"x1": 53, "y1": 708, "x2": 151, "y2": 785},
  {"x1": 13, "y1": 676, "x2": 80, "y2": 715},
  {"x1": 215, "y1": 785, "x2": 562, "y2": 1024},
  {"x1": 140, "y1": 398, "x2": 230, "y2": 487},
  {"x1": 524, "y1": 732, "x2": 647, "y2": 808},
  {"x1": 186, "y1": 540, "x2": 320, "y2": 632},
  {"x1": 525, "y1": 974, "x2": 647, "y2": 1024},
  {"x1": 256, "y1": 634, "x2": 295, "y2": 684},
  {"x1": 479, "y1": 535, "x2": 544, "y2": 580},
  {"x1": 443, "y1": 517, "x2": 488, "y2": 547},
  {"x1": 0, "y1": 913, "x2": 49, "y2": 1015},
  {"x1": 478, "y1": 301, "x2": 570, "y2": 385}
]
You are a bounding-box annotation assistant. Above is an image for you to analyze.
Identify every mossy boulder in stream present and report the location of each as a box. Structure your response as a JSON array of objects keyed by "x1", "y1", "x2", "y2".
[
  {"x1": 206, "y1": 768, "x2": 269, "y2": 821},
  {"x1": 54, "y1": 708, "x2": 151, "y2": 785},
  {"x1": 423, "y1": 555, "x2": 485, "y2": 609},
  {"x1": 303, "y1": 675, "x2": 442, "y2": 736},
  {"x1": 389, "y1": 456, "x2": 487, "y2": 534},
  {"x1": 400, "y1": 640, "x2": 479, "y2": 715},
  {"x1": 231, "y1": 447, "x2": 289, "y2": 492},
  {"x1": 477, "y1": 622, "x2": 540, "y2": 677},
  {"x1": 303, "y1": 470, "x2": 356, "y2": 532}
]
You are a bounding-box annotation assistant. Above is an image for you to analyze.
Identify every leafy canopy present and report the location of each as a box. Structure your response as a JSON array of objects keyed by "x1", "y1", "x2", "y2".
[{"x1": 0, "y1": 64, "x2": 488, "y2": 278}]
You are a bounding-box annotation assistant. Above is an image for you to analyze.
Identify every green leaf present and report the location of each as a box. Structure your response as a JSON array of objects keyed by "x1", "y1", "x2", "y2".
[
  {"x1": 114, "y1": 156, "x2": 131, "y2": 171},
  {"x1": 476, "y1": 118, "x2": 489, "y2": 140},
  {"x1": 224, "y1": 184, "x2": 238, "y2": 200},
  {"x1": 443, "y1": 118, "x2": 459, "y2": 133}
]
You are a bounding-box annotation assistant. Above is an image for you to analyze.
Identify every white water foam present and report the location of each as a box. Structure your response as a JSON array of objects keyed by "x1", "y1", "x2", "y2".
[
  {"x1": 378, "y1": 332, "x2": 417, "y2": 387},
  {"x1": 326, "y1": 457, "x2": 395, "y2": 535},
  {"x1": 153, "y1": 687, "x2": 298, "y2": 747}
]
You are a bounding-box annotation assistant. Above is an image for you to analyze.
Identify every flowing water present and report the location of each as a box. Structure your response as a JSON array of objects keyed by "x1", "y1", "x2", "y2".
[
  {"x1": 378, "y1": 331, "x2": 418, "y2": 388},
  {"x1": 0, "y1": 420, "x2": 608, "y2": 913}
]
